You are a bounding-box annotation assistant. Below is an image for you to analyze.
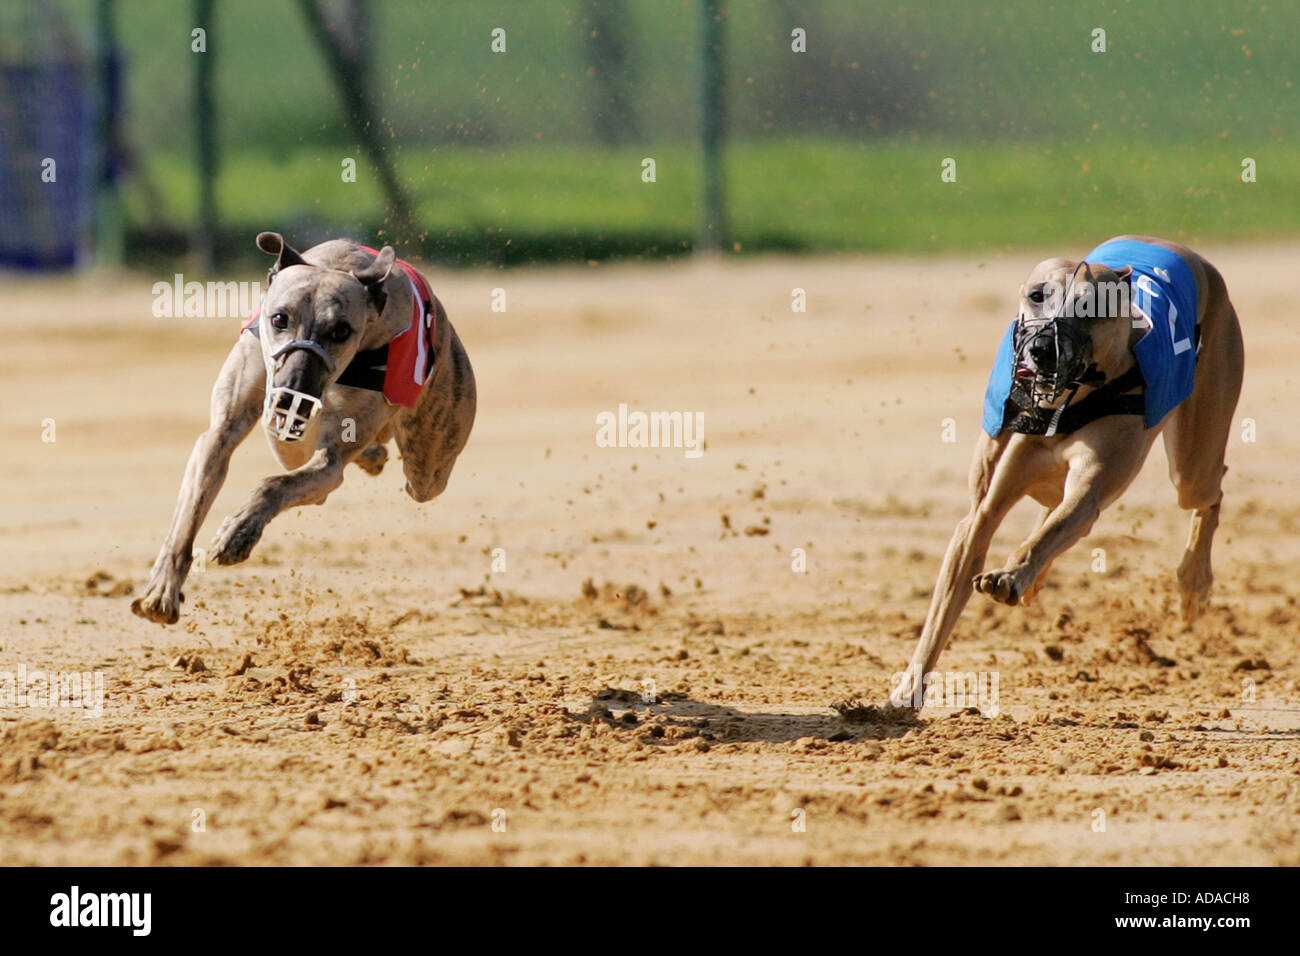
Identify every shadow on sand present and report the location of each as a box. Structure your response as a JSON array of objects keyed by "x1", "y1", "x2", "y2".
[{"x1": 571, "y1": 687, "x2": 924, "y2": 744}]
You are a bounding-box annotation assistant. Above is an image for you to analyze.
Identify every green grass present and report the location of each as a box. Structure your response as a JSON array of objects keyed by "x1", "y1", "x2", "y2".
[
  {"x1": 41, "y1": 0, "x2": 1297, "y2": 261},
  {"x1": 133, "y1": 138, "x2": 1300, "y2": 261},
  {"x1": 54, "y1": 0, "x2": 1300, "y2": 151}
]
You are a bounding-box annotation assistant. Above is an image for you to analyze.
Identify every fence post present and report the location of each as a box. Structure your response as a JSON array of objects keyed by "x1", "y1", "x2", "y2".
[
  {"x1": 698, "y1": 0, "x2": 727, "y2": 253},
  {"x1": 194, "y1": 0, "x2": 218, "y2": 271},
  {"x1": 94, "y1": 0, "x2": 124, "y2": 268}
]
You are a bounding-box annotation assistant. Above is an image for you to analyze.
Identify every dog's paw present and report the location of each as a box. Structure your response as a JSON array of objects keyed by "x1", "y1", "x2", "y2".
[
  {"x1": 1177, "y1": 558, "x2": 1212, "y2": 625},
  {"x1": 1179, "y1": 586, "x2": 1211, "y2": 625},
  {"x1": 885, "y1": 693, "x2": 921, "y2": 715},
  {"x1": 131, "y1": 586, "x2": 180, "y2": 625},
  {"x1": 973, "y1": 570, "x2": 1022, "y2": 606},
  {"x1": 353, "y1": 442, "x2": 388, "y2": 476},
  {"x1": 210, "y1": 512, "x2": 264, "y2": 566}
]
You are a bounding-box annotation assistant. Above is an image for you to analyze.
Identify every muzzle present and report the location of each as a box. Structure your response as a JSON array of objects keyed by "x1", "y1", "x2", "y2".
[
  {"x1": 1012, "y1": 316, "x2": 1092, "y2": 406},
  {"x1": 1011, "y1": 264, "x2": 1101, "y2": 407},
  {"x1": 262, "y1": 339, "x2": 336, "y2": 442}
]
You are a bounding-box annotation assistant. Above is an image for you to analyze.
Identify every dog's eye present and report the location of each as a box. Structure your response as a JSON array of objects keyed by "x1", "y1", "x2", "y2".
[
  {"x1": 1027, "y1": 289, "x2": 1045, "y2": 304},
  {"x1": 269, "y1": 312, "x2": 289, "y2": 331},
  {"x1": 329, "y1": 324, "x2": 352, "y2": 343}
]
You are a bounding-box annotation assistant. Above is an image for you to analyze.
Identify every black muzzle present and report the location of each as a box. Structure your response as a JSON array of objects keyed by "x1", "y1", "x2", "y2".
[{"x1": 1012, "y1": 316, "x2": 1092, "y2": 407}]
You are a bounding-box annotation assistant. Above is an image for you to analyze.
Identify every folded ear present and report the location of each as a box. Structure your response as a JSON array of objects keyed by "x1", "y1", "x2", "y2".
[
  {"x1": 354, "y1": 245, "x2": 395, "y2": 285},
  {"x1": 256, "y1": 232, "x2": 307, "y2": 280},
  {"x1": 1111, "y1": 265, "x2": 1133, "y2": 283},
  {"x1": 353, "y1": 245, "x2": 396, "y2": 314}
]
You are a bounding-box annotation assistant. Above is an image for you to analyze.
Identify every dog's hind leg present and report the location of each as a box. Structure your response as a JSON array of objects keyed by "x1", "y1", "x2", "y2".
[
  {"x1": 393, "y1": 318, "x2": 476, "y2": 503},
  {"x1": 353, "y1": 425, "x2": 392, "y2": 476},
  {"x1": 1164, "y1": 288, "x2": 1244, "y2": 624},
  {"x1": 353, "y1": 443, "x2": 388, "y2": 475},
  {"x1": 131, "y1": 335, "x2": 264, "y2": 624}
]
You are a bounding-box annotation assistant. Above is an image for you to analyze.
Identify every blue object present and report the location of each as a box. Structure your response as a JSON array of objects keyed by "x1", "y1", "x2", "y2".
[
  {"x1": 981, "y1": 319, "x2": 1019, "y2": 437},
  {"x1": 0, "y1": 63, "x2": 93, "y2": 270},
  {"x1": 982, "y1": 239, "x2": 1199, "y2": 435}
]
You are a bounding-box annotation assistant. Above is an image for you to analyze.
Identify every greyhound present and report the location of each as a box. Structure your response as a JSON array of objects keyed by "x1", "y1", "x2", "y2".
[
  {"x1": 131, "y1": 233, "x2": 476, "y2": 625},
  {"x1": 889, "y1": 235, "x2": 1243, "y2": 710}
]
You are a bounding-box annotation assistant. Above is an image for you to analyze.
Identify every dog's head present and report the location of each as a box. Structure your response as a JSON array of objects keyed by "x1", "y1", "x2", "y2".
[
  {"x1": 1014, "y1": 256, "x2": 1134, "y2": 405},
  {"x1": 255, "y1": 232, "x2": 396, "y2": 441}
]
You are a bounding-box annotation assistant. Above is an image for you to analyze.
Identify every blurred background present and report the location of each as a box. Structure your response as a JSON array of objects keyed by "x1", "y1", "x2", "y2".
[
  {"x1": 3, "y1": 5, "x2": 1300, "y2": 870},
  {"x1": 1, "y1": 0, "x2": 1296, "y2": 272}
]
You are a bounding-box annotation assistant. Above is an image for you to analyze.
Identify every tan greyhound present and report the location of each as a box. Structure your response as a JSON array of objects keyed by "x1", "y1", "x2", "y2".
[
  {"x1": 131, "y1": 233, "x2": 476, "y2": 625},
  {"x1": 890, "y1": 235, "x2": 1243, "y2": 709}
]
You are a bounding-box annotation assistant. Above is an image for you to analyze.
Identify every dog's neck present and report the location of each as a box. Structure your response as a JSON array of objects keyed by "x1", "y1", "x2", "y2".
[{"x1": 1005, "y1": 362, "x2": 1145, "y2": 437}]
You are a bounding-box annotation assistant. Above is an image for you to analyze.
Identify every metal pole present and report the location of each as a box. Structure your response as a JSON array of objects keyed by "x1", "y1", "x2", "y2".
[
  {"x1": 699, "y1": 0, "x2": 726, "y2": 253},
  {"x1": 94, "y1": 0, "x2": 124, "y2": 268},
  {"x1": 195, "y1": 0, "x2": 217, "y2": 271}
]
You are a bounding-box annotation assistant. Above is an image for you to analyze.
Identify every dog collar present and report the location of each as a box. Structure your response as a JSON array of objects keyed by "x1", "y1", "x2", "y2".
[{"x1": 1002, "y1": 364, "x2": 1145, "y2": 436}]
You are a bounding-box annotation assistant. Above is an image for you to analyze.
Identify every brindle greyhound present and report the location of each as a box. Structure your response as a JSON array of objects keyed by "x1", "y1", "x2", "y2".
[
  {"x1": 131, "y1": 233, "x2": 476, "y2": 625},
  {"x1": 890, "y1": 235, "x2": 1243, "y2": 709}
]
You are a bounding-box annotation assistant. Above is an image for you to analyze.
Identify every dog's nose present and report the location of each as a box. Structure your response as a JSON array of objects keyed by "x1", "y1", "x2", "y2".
[
  {"x1": 1028, "y1": 335, "x2": 1056, "y2": 368},
  {"x1": 274, "y1": 348, "x2": 329, "y2": 400}
]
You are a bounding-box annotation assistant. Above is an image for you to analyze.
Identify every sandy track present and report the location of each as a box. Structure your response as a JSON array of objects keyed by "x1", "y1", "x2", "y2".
[{"x1": 1, "y1": 245, "x2": 1297, "y2": 865}]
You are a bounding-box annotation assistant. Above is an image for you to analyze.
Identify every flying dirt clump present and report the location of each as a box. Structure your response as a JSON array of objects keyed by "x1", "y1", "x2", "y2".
[
  {"x1": 831, "y1": 696, "x2": 924, "y2": 727},
  {"x1": 254, "y1": 611, "x2": 417, "y2": 667},
  {"x1": 83, "y1": 570, "x2": 133, "y2": 598},
  {"x1": 579, "y1": 578, "x2": 665, "y2": 632}
]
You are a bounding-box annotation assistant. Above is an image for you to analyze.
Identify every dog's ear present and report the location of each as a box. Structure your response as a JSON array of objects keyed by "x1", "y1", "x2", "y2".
[
  {"x1": 353, "y1": 245, "x2": 396, "y2": 315},
  {"x1": 256, "y1": 232, "x2": 308, "y2": 283},
  {"x1": 354, "y1": 244, "x2": 395, "y2": 285},
  {"x1": 1081, "y1": 261, "x2": 1132, "y2": 285},
  {"x1": 1081, "y1": 262, "x2": 1133, "y2": 318}
]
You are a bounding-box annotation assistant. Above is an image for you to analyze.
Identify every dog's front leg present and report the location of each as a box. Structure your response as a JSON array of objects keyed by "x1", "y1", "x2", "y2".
[
  {"x1": 890, "y1": 433, "x2": 1047, "y2": 709},
  {"x1": 209, "y1": 398, "x2": 390, "y2": 566},
  {"x1": 973, "y1": 423, "x2": 1153, "y2": 606},
  {"x1": 132, "y1": 336, "x2": 264, "y2": 624}
]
